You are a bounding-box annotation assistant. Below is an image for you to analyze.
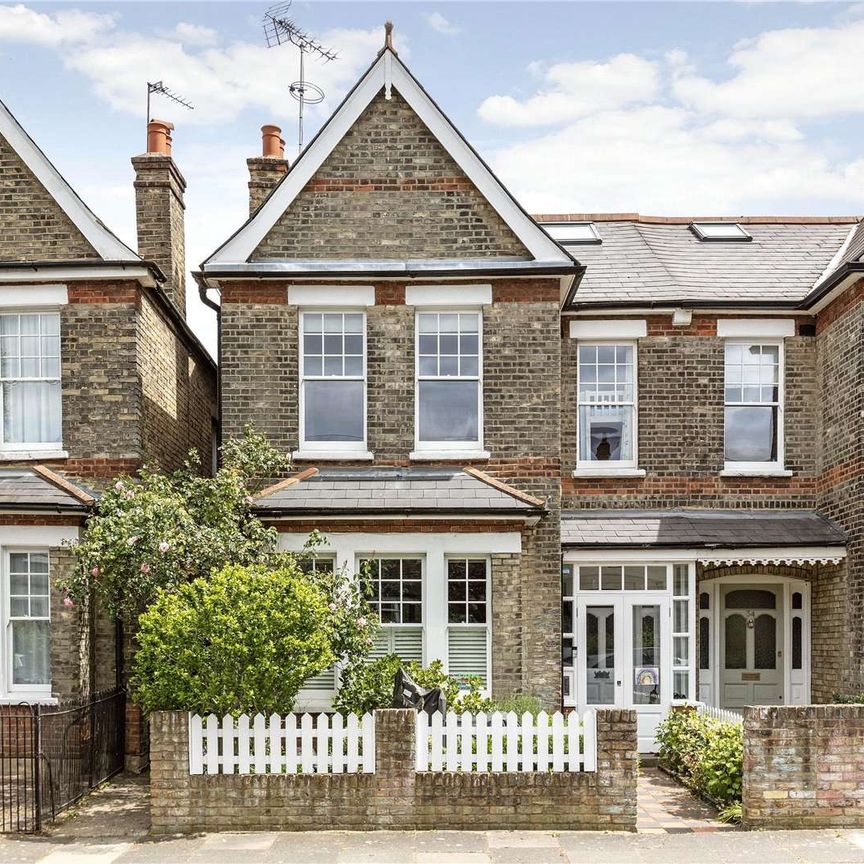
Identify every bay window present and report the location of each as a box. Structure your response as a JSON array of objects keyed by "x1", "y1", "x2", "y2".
[
  {"x1": 415, "y1": 312, "x2": 482, "y2": 453},
  {"x1": 577, "y1": 343, "x2": 637, "y2": 469},
  {"x1": 724, "y1": 342, "x2": 783, "y2": 470},
  {"x1": 300, "y1": 312, "x2": 366, "y2": 453},
  {"x1": 446, "y1": 558, "x2": 489, "y2": 686},
  {"x1": 6, "y1": 550, "x2": 51, "y2": 696},
  {"x1": 0, "y1": 313, "x2": 61, "y2": 451},
  {"x1": 362, "y1": 556, "x2": 424, "y2": 663}
]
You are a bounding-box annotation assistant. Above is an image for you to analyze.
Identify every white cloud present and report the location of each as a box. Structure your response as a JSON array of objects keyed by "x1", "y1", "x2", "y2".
[
  {"x1": 478, "y1": 54, "x2": 659, "y2": 127},
  {"x1": 0, "y1": 6, "x2": 384, "y2": 126},
  {"x1": 425, "y1": 12, "x2": 460, "y2": 37},
  {"x1": 673, "y1": 19, "x2": 864, "y2": 120}
]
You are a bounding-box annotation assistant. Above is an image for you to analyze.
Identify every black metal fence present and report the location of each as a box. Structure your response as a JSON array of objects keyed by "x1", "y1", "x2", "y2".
[{"x1": 0, "y1": 688, "x2": 125, "y2": 833}]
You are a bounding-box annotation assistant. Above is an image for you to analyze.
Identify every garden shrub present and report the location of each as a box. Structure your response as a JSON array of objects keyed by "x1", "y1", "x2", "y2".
[
  {"x1": 134, "y1": 562, "x2": 338, "y2": 715},
  {"x1": 833, "y1": 692, "x2": 864, "y2": 704},
  {"x1": 656, "y1": 708, "x2": 742, "y2": 806},
  {"x1": 491, "y1": 694, "x2": 544, "y2": 716},
  {"x1": 334, "y1": 655, "x2": 493, "y2": 715}
]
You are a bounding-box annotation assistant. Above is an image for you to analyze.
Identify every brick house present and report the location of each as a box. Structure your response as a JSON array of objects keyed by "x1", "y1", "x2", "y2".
[
  {"x1": 0, "y1": 98, "x2": 216, "y2": 762},
  {"x1": 199, "y1": 34, "x2": 864, "y2": 751}
]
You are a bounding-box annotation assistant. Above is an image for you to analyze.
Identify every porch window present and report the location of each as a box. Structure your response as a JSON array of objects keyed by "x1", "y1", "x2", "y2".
[
  {"x1": 0, "y1": 313, "x2": 61, "y2": 450},
  {"x1": 446, "y1": 558, "x2": 489, "y2": 686},
  {"x1": 724, "y1": 342, "x2": 783, "y2": 470},
  {"x1": 361, "y1": 557, "x2": 423, "y2": 663},
  {"x1": 577, "y1": 343, "x2": 637, "y2": 469},
  {"x1": 672, "y1": 564, "x2": 692, "y2": 700},
  {"x1": 300, "y1": 312, "x2": 366, "y2": 452},
  {"x1": 415, "y1": 312, "x2": 482, "y2": 451},
  {"x1": 6, "y1": 550, "x2": 51, "y2": 695}
]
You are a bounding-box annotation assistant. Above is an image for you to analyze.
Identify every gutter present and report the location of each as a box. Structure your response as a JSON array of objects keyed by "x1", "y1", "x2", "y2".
[
  {"x1": 256, "y1": 507, "x2": 545, "y2": 518},
  {"x1": 799, "y1": 262, "x2": 864, "y2": 311}
]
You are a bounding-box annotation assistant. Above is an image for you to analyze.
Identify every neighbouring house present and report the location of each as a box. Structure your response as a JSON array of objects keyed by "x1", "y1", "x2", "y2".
[
  {"x1": 198, "y1": 29, "x2": 862, "y2": 751},
  {"x1": 0, "y1": 98, "x2": 217, "y2": 766}
]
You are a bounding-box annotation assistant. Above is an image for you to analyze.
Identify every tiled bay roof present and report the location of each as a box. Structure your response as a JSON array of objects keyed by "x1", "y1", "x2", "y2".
[
  {"x1": 561, "y1": 509, "x2": 846, "y2": 548},
  {"x1": 254, "y1": 467, "x2": 544, "y2": 516},
  {"x1": 537, "y1": 215, "x2": 860, "y2": 307},
  {"x1": 0, "y1": 468, "x2": 94, "y2": 512}
]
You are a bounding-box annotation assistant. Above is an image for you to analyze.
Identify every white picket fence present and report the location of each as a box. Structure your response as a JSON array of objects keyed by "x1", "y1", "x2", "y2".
[
  {"x1": 188, "y1": 712, "x2": 375, "y2": 775},
  {"x1": 695, "y1": 702, "x2": 744, "y2": 725},
  {"x1": 416, "y1": 710, "x2": 597, "y2": 773}
]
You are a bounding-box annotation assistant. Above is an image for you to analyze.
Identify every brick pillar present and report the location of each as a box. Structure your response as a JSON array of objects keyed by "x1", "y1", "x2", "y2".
[
  {"x1": 150, "y1": 711, "x2": 192, "y2": 834},
  {"x1": 372, "y1": 708, "x2": 416, "y2": 828},
  {"x1": 132, "y1": 145, "x2": 187, "y2": 317},
  {"x1": 595, "y1": 709, "x2": 638, "y2": 829}
]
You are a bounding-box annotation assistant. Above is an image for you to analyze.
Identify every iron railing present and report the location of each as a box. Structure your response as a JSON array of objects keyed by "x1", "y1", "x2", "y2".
[{"x1": 0, "y1": 688, "x2": 125, "y2": 833}]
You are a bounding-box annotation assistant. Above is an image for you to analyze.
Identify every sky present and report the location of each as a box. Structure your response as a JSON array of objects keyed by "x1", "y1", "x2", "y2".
[{"x1": 2, "y1": 0, "x2": 864, "y2": 356}]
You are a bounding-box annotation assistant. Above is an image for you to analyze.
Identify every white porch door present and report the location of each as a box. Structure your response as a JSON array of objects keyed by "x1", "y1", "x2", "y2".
[
  {"x1": 720, "y1": 585, "x2": 783, "y2": 707},
  {"x1": 577, "y1": 598, "x2": 622, "y2": 708}
]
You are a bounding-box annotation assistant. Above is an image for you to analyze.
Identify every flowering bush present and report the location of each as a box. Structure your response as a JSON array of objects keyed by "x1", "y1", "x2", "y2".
[
  {"x1": 60, "y1": 428, "x2": 290, "y2": 619},
  {"x1": 133, "y1": 563, "x2": 336, "y2": 715}
]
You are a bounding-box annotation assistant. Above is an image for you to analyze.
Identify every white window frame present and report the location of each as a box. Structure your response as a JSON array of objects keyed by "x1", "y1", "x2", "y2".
[
  {"x1": 722, "y1": 339, "x2": 785, "y2": 474},
  {"x1": 575, "y1": 340, "x2": 640, "y2": 474},
  {"x1": 297, "y1": 309, "x2": 369, "y2": 458},
  {"x1": 2, "y1": 547, "x2": 52, "y2": 700},
  {"x1": 0, "y1": 310, "x2": 63, "y2": 455},
  {"x1": 445, "y1": 556, "x2": 491, "y2": 689},
  {"x1": 413, "y1": 310, "x2": 485, "y2": 458}
]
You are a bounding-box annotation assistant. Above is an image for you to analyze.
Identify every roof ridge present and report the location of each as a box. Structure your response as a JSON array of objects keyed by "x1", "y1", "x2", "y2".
[
  {"x1": 31, "y1": 465, "x2": 95, "y2": 505},
  {"x1": 255, "y1": 467, "x2": 319, "y2": 501},
  {"x1": 536, "y1": 213, "x2": 862, "y2": 225},
  {"x1": 461, "y1": 467, "x2": 545, "y2": 508}
]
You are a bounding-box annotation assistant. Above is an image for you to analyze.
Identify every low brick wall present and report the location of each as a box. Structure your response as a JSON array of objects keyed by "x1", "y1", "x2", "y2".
[
  {"x1": 743, "y1": 705, "x2": 864, "y2": 828},
  {"x1": 150, "y1": 708, "x2": 637, "y2": 833}
]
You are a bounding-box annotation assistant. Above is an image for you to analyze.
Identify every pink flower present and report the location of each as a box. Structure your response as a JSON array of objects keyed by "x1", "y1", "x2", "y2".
[
  {"x1": 90, "y1": 566, "x2": 100, "y2": 578},
  {"x1": 114, "y1": 481, "x2": 124, "y2": 492},
  {"x1": 244, "y1": 495, "x2": 255, "y2": 506},
  {"x1": 158, "y1": 541, "x2": 170, "y2": 554},
  {"x1": 63, "y1": 596, "x2": 74, "y2": 608},
  {"x1": 140, "y1": 563, "x2": 150, "y2": 574},
  {"x1": 356, "y1": 617, "x2": 367, "y2": 628},
  {"x1": 328, "y1": 603, "x2": 337, "y2": 612}
]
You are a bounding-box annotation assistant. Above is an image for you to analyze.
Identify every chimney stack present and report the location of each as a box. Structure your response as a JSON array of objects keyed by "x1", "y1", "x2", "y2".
[
  {"x1": 247, "y1": 125, "x2": 289, "y2": 214},
  {"x1": 132, "y1": 119, "x2": 187, "y2": 317}
]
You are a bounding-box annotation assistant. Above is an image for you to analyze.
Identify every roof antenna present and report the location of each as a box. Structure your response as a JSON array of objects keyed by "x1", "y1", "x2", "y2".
[
  {"x1": 146, "y1": 81, "x2": 194, "y2": 125},
  {"x1": 262, "y1": 1, "x2": 338, "y2": 156}
]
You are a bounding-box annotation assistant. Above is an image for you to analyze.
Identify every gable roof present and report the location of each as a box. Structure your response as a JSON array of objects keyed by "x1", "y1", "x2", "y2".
[
  {"x1": 253, "y1": 466, "x2": 544, "y2": 517},
  {"x1": 539, "y1": 214, "x2": 860, "y2": 310},
  {"x1": 0, "y1": 97, "x2": 140, "y2": 262},
  {"x1": 202, "y1": 48, "x2": 576, "y2": 277}
]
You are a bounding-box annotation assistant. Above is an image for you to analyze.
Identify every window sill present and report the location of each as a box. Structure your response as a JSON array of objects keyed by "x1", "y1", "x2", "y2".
[
  {"x1": 572, "y1": 468, "x2": 646, "y2": 479},
  {"x1": 410, "y1": 449, "x2": 490, "y2": 461},
  {"x1": 0, "y1": 449, "x2": 68, "y2": 462},
  {"x1": 292, "y1": 450, "x2": 374, "y2": 462},
  {"x1": 720, "y1": 468, "x2": 793, "y2": 478},
  {"x1": 0, "y1": 694, "x2": 55, "y2": 705}
]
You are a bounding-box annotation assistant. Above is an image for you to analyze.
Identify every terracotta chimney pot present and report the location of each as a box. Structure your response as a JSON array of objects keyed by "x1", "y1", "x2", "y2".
[
  {"x1": 261, "y1": 125, "x2": 285, "y2": 159},
  {"x1": 146, "y1": 119, "x2": 174, "y2": 156}
]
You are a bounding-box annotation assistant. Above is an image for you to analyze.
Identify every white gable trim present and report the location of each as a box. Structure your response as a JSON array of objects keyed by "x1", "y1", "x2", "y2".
[
  {"x1": 0, "y1": 99, "x2": 139, "y2": 262},
  {"x1": 204, "y1": 51, "x2": 572, "y2": 267}
]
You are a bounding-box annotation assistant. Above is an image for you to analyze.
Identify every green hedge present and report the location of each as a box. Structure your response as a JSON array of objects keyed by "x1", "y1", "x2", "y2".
[{"x1": 655, "y1": 709, "x2": 743, "y2": 806}]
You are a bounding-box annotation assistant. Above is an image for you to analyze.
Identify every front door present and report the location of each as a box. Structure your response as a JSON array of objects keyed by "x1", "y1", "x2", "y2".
[
  {"x1": 577, "y1": 598, "x2": 622, "y2": 708},
  {"x1": 720, "y1": 585, "x2": 783, "y2": 707}
]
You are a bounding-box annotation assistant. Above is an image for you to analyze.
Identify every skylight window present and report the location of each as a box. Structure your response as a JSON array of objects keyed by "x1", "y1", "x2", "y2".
[
  {"x1": 543, "y1": 222, "x2": 601, "y2": 244},
  {"x1": 690, "y1": 222, "x2": 752, "y2": 242}
]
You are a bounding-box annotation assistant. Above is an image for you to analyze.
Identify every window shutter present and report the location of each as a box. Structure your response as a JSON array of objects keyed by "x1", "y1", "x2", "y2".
[
  {"x1": 303, "y1": 667, "x2": 336, "y2": 691},
  {"x1": 448, "y1": 627, "x2": 488, "y2": 685},
  {"x1": 371, "y1": 627, "x2": 424, "y2": 663}
]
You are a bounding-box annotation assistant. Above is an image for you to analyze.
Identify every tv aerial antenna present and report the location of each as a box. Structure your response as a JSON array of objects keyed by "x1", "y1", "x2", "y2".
[
  {"x1": 263, "y1": 1, "x2": 338, "y2": 154},
  {"x1": 146, "y1": 81, "x2": 194, "y2": 124}
]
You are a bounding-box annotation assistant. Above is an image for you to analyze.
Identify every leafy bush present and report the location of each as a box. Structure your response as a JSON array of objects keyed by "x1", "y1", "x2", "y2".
[
  {"x1": 61, "y1": 428, "x2": 290, "y2": 618},
  {"x1": 134, "y1": 562, "x2": 337, "y2": 715},
  {"x1": 334, "y1": 655, "x2": 494, "y2": 715},
  {"x1": 833, "y1": 693, "x2": 864, "y2": 704},
  {"x1": 656, "y1": 708, "x2": 742, "y2": 806},
  {"x1": 492, "y1": 694, "x2": 543, "y2": 716}
]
